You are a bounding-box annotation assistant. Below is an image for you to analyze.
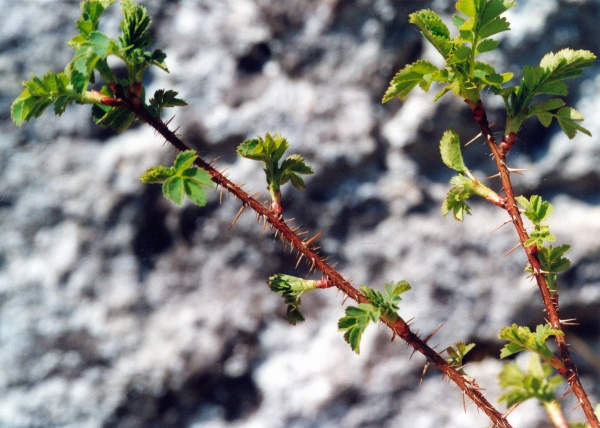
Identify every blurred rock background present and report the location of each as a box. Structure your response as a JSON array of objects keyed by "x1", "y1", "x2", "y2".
[{"x1": 1, "y1": 0, "x2": 599, "y2": 427}]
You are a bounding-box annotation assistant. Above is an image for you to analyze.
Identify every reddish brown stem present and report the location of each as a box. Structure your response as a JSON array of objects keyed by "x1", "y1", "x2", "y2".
[
  {"x1": 465, "y1": 99, "x2": 599, "y2": 428},
  {"x1": 119, "y1": 98, "x2": 513, "y2": 428}
]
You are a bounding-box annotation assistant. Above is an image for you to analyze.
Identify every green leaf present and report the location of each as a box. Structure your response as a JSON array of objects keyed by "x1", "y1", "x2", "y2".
[
  {"x1": 498, "y1": 353, "x2": 564, "y2": 408},
  {"x1": 409, "y1": 9, "x2": 453, "y2": 58},
  {"x1": 140, "y1": 165, "x2": 173, "y2": 183},
  {"x1": 163, "y1": 176, "x2": 185, "y2": 205},
  {"x1": 440, "y1": 128, "x2": 468, "y2": 173},
  {"x1": 359, "y1": 280, "x2": 410, "y2": 323},
  {"x1": 540, "y1": 49, "x2": 596, "y2": 82},
  {"x1": 506, "y1": 49, "x2": 595, "y2": 127},
  {"x1": 338, "y1": 303, "x2": 379, "y2": 354},
  {"x1": 280, "y1": 154, "x2": 314, "y2": 189},
  {"x1": 141, "y1": 150, "x2": 212, "y2": 207},
  {"x1": 498, "y1": 324, "x2": 563, "y2": 362},
  {"x1": 67, "y1": 31, "x2": 116, "y2": 93},
  {"x1": 92, "y1": 104, "x2": 136, "y2": 132},
  {"x1": 237, "y1": 137, "x2": 268, "y2": 162},
  {"x1": 515, "y1": 195, "x2": 554, "y2": 225},
  {"x1": 382, "y1": 60, "x2": 441, "y2": 102},
  {"x1": 119, "y1": 0, "x2": 153, "y2": 50},
  {"x1": 455, "y1": 0, "x2": 478, "y2": 17},
  {"x1": 75, "y1": 0, "x2": 116, "y2": 37},
  {"x1": 11, "y1": 71, "x2": 76, "y2": 125},
  {"x1": 446, "y1": 341, "x2": 476, "y2": 373},
  {"x1": 555, "y1": 107, "x2": 592, "y2": 139},
  {"x1": 268, "y1": 274, "x2": 322, "y2": 325},
  {"x1": 173, "y1": 150, "x2": 198, "y2": 172},
  {"x1": 478, "y1": 14, "x2": 510, "y2": 39},
  {"x1": 442, "y1": 177, "x2": 473, "y2": 221},
  {"x1": 237, "y1": 134, "x2": 312, "y2": 209},
  {"x1": 148, "y1": 89, "x2": 187, "y2": 117},
  {"x1": 524, "y1": 225, "x2": 555, "y2": 248},
  {"x1": 538, "y1": 245, "x2": 572, "y2": 274},
  {"x1": 475, "y1": 39, "x2": 498, "y2": 55},
  {"x1": 182, "y1": 168, "x2": 212, "y2": 206}
]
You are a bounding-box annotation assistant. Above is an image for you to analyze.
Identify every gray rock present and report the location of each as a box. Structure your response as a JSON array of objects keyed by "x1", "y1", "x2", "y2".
[{"x1": 1, "y1": 0, "x2": 599, "y2": 427}]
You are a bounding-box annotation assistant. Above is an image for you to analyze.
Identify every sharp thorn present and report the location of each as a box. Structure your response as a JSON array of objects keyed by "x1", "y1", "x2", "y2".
[
  {"x1": 230, "y1": 206, "x2": 246, "y2": 229},
  {"x1": 504, "y1": 242, "x2": 522, "y2": 257},
  {"x1": 464, "y1": 131, "x2": 483, "y2": 146},
  {"x1": 423, "y1": 324, "x2": 444, "y2": 344},
  {"x1": 304, "y1": 231, "x2": 323, "y2": 247},
  {"x1": 493, "y1": 218, "x2": 513, "y2": 232}
]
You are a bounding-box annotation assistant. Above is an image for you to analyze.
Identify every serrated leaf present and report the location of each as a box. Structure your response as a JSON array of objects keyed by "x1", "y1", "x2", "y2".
[
  {"x1": 237, "y1": 138, "x2": 267, "y2": 161},
  {"x1": 480, "y1": 0, "x2": 516, "y2": 27},
  {"x1": 74, "y1": 0, "x2": 116, "y2": 39},
  {"x1": 92, "y1": 104, "x2": 136, "y2": 132},
  {"x1": 119, "y1": 0, "x2": 153, "y2": 50},
  {"x1": 184, "y1": 179, "x2": 208, "y2": 206},
  {"x1": 383, "y1": 60, "x2": 440, "y2": 102},
  {"x1": 516, "y1": 195, "x2": 554, "y2": 225},
  {"x1": 478, "y1": 15, "x2": 510, "y2": 39},
  {"x1": 498, "y1": 353, "x2": 564, "y2": 408},
  {"x1": 456, "y1": 0, "x2": 477, "y2": 17},
  {"x1": 149, "y1": 89, "x2": 187, "y2": 116},
  {"x1": 555, "y1": 107, "x2": 592, "y2": 139},
  {"x1": 182, "y1": 168, "x2": 213, "y2": 207},
  {"x1": 67, "y1": 31, "x2": 116, "y2": 93},
  {"x1": 280, "y1": 154, "x2": 313, "y2": 189},
  {"x1": 446, "y1": 341, "x2": 476, "y2": 373},
  {"x1": 442, "y1": 183, "x2": 472, "y2": 221},
  {"x1": 540, "y1": 48, "x2": 596, "y2": 81},
  {"x1": 173, "y1": 150, "x2": 198, "y2": 172},
  {"x1": 338, "y1": 304, "x2": 379, "y2": 354},
  {"x1": 268, "y1": 274, "x2": 319, "y2": 325},
  {"x1": 140, "y1": 165, "x2": 173, "y2": 183},
  {"x1": 498, "y1": 324, "x2": 563, "y2": 362},
  {"x1": 440, "y1": 128, "x2": 468, "y2": 173},
  {"x1": 409, "y1": 9, "x2": 453, "y2": 58},
  {"x1": 538, "y1": 245, "x2": 571, "y2": 274},
  {"x1": 11, "y1": 71, "x2": 77, "y2": 125},
  {"x1": 163, "y1": 176, "x2": 185, "y2": 205},
  {"x1": 475, "y1": 39, "x2": 498, "y2": 54},
  {"x1": 385, "y1": 280, "x2": 411, "y2": 300}
]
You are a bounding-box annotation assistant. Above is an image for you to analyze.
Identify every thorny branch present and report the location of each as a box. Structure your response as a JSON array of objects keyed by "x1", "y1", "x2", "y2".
[
  {"x1": 465, "y1": 99, "x2": 600, "y2": 428},
  {"x1": 105, "y1": 92, "x2": 514, "y2": 428}
]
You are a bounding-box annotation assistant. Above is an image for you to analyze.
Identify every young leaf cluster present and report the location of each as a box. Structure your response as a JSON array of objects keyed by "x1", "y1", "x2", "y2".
[
  {"x1": 11, "y1": 0, "x2": 186, "y2": 132},
  {"x1": 502, "y1": 49, "x2": 596, "y2": 137},
  {"x1": 498, "y1": 324, "x2": 564, "y2": 364},
  {"x1": 516, "y1": 195, "x2": 555, "y2": 247},
  {"x1": 516, "y1": 195, "x2": 571, "y2": 293},
  {"x1": 268, "y1": 274, "x2": 323, "y2": 325},
  {"x1": 140, "y1": 150, "x2": 213, "y2": 206},
  {"x1": 446, "y1": 341, "x2": 476, "y2": 375},
  {"x1": 338, "y1": 281, "x2": 411, "y2": 354},
  {"x1": 382, "y1": 0, "x2": 515, "y2": 104},
  {"x1": 440, "y1": 128, "x2": 499, "y2": 221},
  {"x1": 383, "y1": 1, "x2": 595, "y2": 142},
  {"x1": 498, "y1": 353, "x2": 563, "y2": 408},
  {"x1": 237, "y1": 133, "x2": 313, "y2": 215}
]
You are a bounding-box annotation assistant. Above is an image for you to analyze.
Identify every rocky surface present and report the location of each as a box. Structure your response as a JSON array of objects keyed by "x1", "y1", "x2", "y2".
[{"x1": 1, "y1": 0, "x2": 599, "y2": 427}]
